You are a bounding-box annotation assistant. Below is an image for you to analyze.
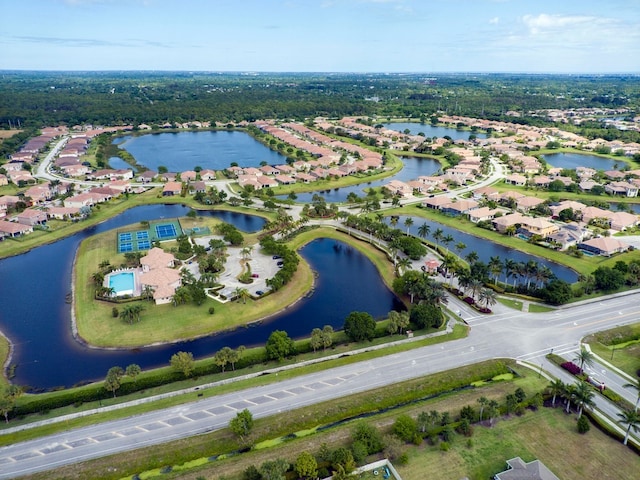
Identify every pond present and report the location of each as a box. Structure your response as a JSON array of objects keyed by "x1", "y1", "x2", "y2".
[
  {"x1": 107, "y1": 156, "x2": 131, "y2": 170},
  {"x1": 383, "y1": 122, "x2": 487, "y2": 141},
  {"x1": 386, "y1": 215, "x2": 578, "y2": 283},
  {"x1": 0, "y1": 207, "x2": 400, "y2": 389},
  {"x1": 117, "y1": 130, "x2": 290, "y2": 172},
  {"x1": 277, "y1": 156, "x2": 441, "y2": 204},
  {"x1": 542, "y1": 153, "x2": 620, "y2": 171}
]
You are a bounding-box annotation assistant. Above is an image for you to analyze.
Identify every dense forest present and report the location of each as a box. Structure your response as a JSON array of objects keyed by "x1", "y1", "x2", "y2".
[{"x1": 0, "y1": 71, "x2": 639, "y2": 140}]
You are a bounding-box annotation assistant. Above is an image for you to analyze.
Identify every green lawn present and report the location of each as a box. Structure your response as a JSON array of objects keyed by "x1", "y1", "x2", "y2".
[
  {"x1": 584, "y1": 324, "x2": 640, "y2": 378},
  {"x1": 497, "y1": 297, "x2": 523, "y2": 311}
]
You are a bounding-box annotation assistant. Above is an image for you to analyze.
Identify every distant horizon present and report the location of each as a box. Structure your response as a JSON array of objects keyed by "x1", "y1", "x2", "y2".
[
  {"x1": 3, "y1": 1, "x2": 639, "y2": 73},
  {"x1": 2, "y1": 69, "x2": 639, "y2": 76}
]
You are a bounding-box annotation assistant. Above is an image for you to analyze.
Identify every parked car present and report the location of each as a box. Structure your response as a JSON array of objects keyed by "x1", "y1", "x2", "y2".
[
  {"x1": 272, "y1": 255, "x2": 281, "y2": 260},
  {"x1": 251, "y1": 273, "x2": 259, "y2": 278},
  {"x1": 256, "y1": 290, "x2": 264, "y2": 296},
  {"x1": 277, "y1": 261, "x2": 284, "y2": 267}
]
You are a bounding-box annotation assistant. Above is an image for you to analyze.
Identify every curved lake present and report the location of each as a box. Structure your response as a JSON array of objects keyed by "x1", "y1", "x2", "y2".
[
  {"x1": 118, "y1": 130, "x2": 290, "y2": 172},
  {"x1": 108, "y1": 156, "x2": 131, "y2": 170},
  {"x1": 383, "y1": 122, "x2": 487, "y2": 141},
  {"x1": 0, "y1": 209, "x2": 400, "y2": 389},
  {"x1": 278, "y1": 156, "x2": 441, "y2": 204},
  {"x1": 542, "y1": 153, "x2": 620, "y2": 171},
  {"x1": 387, "y1": 215, "x2": 578, "y2": 283}
]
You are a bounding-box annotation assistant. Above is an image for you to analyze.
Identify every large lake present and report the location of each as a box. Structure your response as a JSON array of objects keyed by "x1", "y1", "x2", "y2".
[
  {"x1": 117, "y1": 131, "x2": 290, "y2": 172},
  {"x1": 542, "y1": 153, "x2": 620, "y2": 171},
  {"x1": 0, "y1": 207, "x2": 401, "y2": 389},
  {"x1": 383, "y1": 122, "x2": 487, "y2": 141}
]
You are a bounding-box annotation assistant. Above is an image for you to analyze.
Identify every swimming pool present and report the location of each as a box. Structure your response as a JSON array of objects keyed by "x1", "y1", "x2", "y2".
[{"x1": 108, "y1": 271, "x2": 135, "y2": 296}]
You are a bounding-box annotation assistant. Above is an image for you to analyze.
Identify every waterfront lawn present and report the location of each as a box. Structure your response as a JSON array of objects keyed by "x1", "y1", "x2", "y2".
[
  {"x1": 75, "y1": 236, "x2": 313, "y2": 347},
  {"x1": 497, "y1": 297, "x2": 523, "y2": 311}
]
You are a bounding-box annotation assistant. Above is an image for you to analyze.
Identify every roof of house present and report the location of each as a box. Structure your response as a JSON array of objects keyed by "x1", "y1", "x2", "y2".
[{"x1": 494, "y1": 457, "x2": 560, "y2": 480}]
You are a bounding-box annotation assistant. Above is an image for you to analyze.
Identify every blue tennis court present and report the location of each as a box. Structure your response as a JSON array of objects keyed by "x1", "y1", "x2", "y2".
[
  {"x1": 119, "y1": 232, "x2": 132, "y2": 242},
  {"x1": 136, "y1": 231, "x2": 149, "y2": 240},
  {"x1": 137, "y1": 239, "x2": 151, "y2": 250},
  {"x1": 119, "y1": 242, "x2": 133, "y2": 253},
  {"x1": 155, "y1": 224, "x2": 178, "y2": 239}
]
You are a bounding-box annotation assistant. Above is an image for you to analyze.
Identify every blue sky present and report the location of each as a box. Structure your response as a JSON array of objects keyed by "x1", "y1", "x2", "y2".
[{"x1": 2, "y1": 0, "x2": 639, "y2": 73}]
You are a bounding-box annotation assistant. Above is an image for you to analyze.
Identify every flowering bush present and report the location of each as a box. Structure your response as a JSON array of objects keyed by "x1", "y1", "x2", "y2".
[
  {"x1": 463, "y1": 297, "x2": 475, "y2": 305},
  {"x1": 561, "y1": 361, "x2": 582, "y2": 375}
]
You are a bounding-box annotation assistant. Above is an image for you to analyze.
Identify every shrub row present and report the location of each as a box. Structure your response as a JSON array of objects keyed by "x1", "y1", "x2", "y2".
[{"x1": 560, "y1": 361, "x2": 582, "y2": 376}]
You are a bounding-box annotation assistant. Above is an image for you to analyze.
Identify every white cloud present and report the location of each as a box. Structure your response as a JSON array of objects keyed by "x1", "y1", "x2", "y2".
[
  {"x1": 522, "y1": 13, "x2": 601, "y2": 35},
  {"x1": 489, "y1": 17, "x2": 499, "y2": 24}
]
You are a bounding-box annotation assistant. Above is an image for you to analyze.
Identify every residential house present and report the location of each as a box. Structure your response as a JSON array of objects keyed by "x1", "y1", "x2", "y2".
[
  {"x1": 547, "y1": 223, "x2": 590, "y2": 250},
  {"x1": 274, "y1": 175, "x2": 296, "y2": 185},
  {"x1": 190, "y1": 181, "x2": 207, "y2": 194},
  {"x1": 516, "y1": 196, "x2": 545, "y2": 213},
  {"x1": 422, "y1": 196, "x2": 451, "y2": 210},
  {"x1": 605, "y1": 181, "x2": 638, "y2": 197},
  {"x1": 492, "y1": 212, "x2": 527, "y2": 233},
  {"x1": 606, "y1": 211, "x2": 639, "y2": 231},
  {"x1": 468, "y1": 207, "x2": 509, "y2": 223},
  {"x1": 519, "y1": 217, "x2": 559, "y2": 238},
  {"x1": 181, "y1": 170, "x2": 197, "y2": 182},
  {"x1": 494, "y1": 457, "x2": 559, "y2": 480},
  {"x1": 0, "y1": 221, "x2": 33, "y2": 237},
  {"x1": 549, "y1": 200, "x2": 587, "y2": 218},
  {"x1": 579, "y1": 179, "x2": 601, "y2": 192},
  {"x1": 0, "y1": 174, "x2": 7, "y2": 186},
  {"x1": 16, "y1": 209, "x2": 47, "y2": 226},
  {"x1": 579, "y1": 237, "x2": 628, "y2": 256},
  {"x1": 295, "y1": 172, "x2": 315, "y2": 183},
  {"x1": 505, "y1": 173, "x2": 527, "y2": 186},
  {"x1": 385, "y1": 180, "x2": 413, "y2": 197},
  {"x1": 162, "y1": 181, "x2": 183, "y2": 196},
  {"x1": 440, "y1": 199, "x2": 479, "y2": 216},
  {"x1": 259, "y1": 165, "x2": 280, "y2": 176},
  {"x1": 199, "y1": 169, "x2": 217, "y2": 181},
  {"x1": 257, "y1": 176, "x2": 279, "y2": 189},
  {"x1": 45, "y1": 206, "x2": 81, "y2": 220},
  {"x1": 137, "y1": 170, "x2": 157, "y2": 183}
]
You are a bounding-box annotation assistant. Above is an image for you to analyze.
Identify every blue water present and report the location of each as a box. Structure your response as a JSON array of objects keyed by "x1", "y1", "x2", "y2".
[
  {"x1": 387, "y1": 215, "x2": 578, "y2": 283},
  {"x1": 383, "y1": 122, "x2": 487, "y2": 141},
  {"x1": 118, "y1": 131, "x2": 289, "y2": 172},
  {"x1": 109, "y1": 272, "x2": 135, "y2": 295},
  {"x1": 542, "y1": 153, "x2": 619, "y2": 171},
  {"x1": 277, "y1": 156, "x2": 441, "y2": 203},
  {"x1": 107, "y1": 156, "x2": 131, "y2": 170},
  {"x1": 0, "y1": 207, "x2": 400, "y2": 389}
]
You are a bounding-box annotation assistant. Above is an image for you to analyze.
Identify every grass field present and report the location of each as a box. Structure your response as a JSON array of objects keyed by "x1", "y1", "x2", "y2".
[
  {"x1": 0, "y1": 129, "x2": 22, "y2": 140},
  {"x1": 584, "y1": 324, "x2": 640, "y2": 378}
]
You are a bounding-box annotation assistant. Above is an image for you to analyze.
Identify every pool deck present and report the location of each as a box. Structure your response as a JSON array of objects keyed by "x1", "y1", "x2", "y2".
[{"x1": 105, "y1": 268, "x2": 142, "y2": 297}]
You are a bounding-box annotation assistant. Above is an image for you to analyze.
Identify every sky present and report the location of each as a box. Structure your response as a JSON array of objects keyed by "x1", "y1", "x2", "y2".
[{"x1": 2, "y1": 0, "x2": 640, "y2": 73}]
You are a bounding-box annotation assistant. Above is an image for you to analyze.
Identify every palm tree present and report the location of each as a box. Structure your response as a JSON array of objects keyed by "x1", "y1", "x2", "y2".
[
  {"x1": 488, "y1": 256, "x2": 503, "y2": 284},
  {"x1": 404, "y1": 217, "x2": 414, "y2": 235},
  {"x1": 504, "y1": 258, "x2": 517, "y2": 286},
  {"x1": 432, "y1": 228, "x2": 444, "y2": 250},
  {"x1": 238, "y1": 288, "x2": 250, "y2": 304},
  {"x1": 389, "y1": 216, "x2": 399, "y2": 228},
  {"x1": 417, "y1": 222, "x2": 430, "y2": 241},
  {"x1": 142, "y1": 285, "x2": 155, "y2": 301},
  {"x1": 573, "y1": 347, "x2": 595, "y2": 372},
  {"x1": 454, "y1": 241, "x2": 466, "y2": 258},
  {"x1": 548, "y1": 379, "x2": 565, "y2": 407},
  {"x1": 464, "y1": 251, "x2": 479, "y2": 266},
  {"x1": 477, "y1": 396, "x2": 488, "y2": 421},
  {"x1": 488, "y1": 399, "x2": 499, "y2": 426},
  {"x1": 618, "y1": 408, "x2": 640, "y2": 445},
  {"x1": 468, "y1": 278, "x2": 483, "y2": 301},
  {"x1": 623, "y1": 377, "x2": 640, "y2": 412},
  {"x1": 442, "y1": 234, "x2": 454, "y2": 253},
  {"x1": 172, "y1": 286, "x2": 191, "y2": 306},
  {"x1": 92, "y1": 271, "x2": 105, "y2": 286},
  {"x1": 478, "y1": 288, "x2": 497, "y2": 310},
  {"x1": 396, "y1": 257, "x2": 412, "y2": 277},
  {"x1": 573, "y1": 380, "x2": 595, "y2": 419},
  {"x1": 564, "y1": 383, "x2": 577, "y2": 413},
  {"x1": 240, "y1": 246, "x2": 253, "y2": 260}
]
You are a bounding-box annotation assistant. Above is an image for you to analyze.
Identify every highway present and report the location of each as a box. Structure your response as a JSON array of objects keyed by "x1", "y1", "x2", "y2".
[{"x1": 1, "y1": 291, "x2": 639, "y2": 478}]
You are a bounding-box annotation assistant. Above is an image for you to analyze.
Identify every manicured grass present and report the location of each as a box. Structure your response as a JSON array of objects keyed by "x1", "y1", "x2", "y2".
[
  {"x1": 396, "y1": 407, "x2": 639, "y2": 480},
  {"x1": 497, "y1": 297, "x2": 523, "y2": 311},
  {"x1": 585, "y1": 324, "x2": 640, "y2": 377},
  {"x1": 0, "y1": 332, "x2": 10, "y2": 389},
  {"x1": 528, "y1": 303, "x2": 555, "y2": 313}
]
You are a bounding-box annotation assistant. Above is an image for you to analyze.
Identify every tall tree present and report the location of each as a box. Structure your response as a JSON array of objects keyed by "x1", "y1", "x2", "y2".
[
  {"x1": 618, "y1": 408, "x2": 640, "y2": 445},
  {"x1": 404, "y1": 217, "x2": 414, "y2": 235},
  {"x1": 548, "y1": 379, "x2": 565, "y2": 407},
  {"x1": 266, "y1": 330, "x2": 295, "y2": 361},
  {"x1": 295, "y1": 451, "x2": 318, "y2": 480},
  {"x1": 573, "y1": 381, "x2": 595, "y2": 419},
  {"x1": 170, "y1": 351, "x2": 195, "y2": 377},
  {"x1": 417, "y1": 222, "x2": 430, "y2": 241},
  {"x1": 321, "y1": 325, "x2": 334, "y2": 351},
  {"x1": 573, "y1": 347, "x2": 595, "y2": 372},
  {"x1": 230, "y1": 408, "x2": 254, "y2": 444},
  {"x1": 125, "y1": 364, "x2": 141, "y2": 383}
]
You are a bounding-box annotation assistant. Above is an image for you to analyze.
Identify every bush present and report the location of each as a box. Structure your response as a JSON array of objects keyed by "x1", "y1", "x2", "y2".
[
  {"x1": 208, "y1": 306, "x2": 215, "y2": 315},
  {"x1": 440, "y1": 441, "x2": 450, "y2": 451},
  {"x1": 393, "y1": 414, "x2": 417, "y2": 442},
  {"x1": 561, "y1": 361, "x2": 582, "y2": 376},
  {"x1": 577, "y1": 415, "x2": 591, "y2": 434},
  {"x1": 111, "y1": 307, "x2": 119, "y2": 318}
]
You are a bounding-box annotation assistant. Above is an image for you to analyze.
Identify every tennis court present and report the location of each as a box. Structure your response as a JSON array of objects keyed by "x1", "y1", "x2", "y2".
[
  {"x1": 117, "y1": 219, "x2": 183, "y2": 253},
  {"x1": 183, "y1": 226, "x2": 211, "y2": 236}
]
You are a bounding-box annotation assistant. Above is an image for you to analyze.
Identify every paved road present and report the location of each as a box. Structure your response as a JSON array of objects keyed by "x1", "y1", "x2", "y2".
[{"x1": 2, "y1": 291, "x2": 639, "y2": 478}]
